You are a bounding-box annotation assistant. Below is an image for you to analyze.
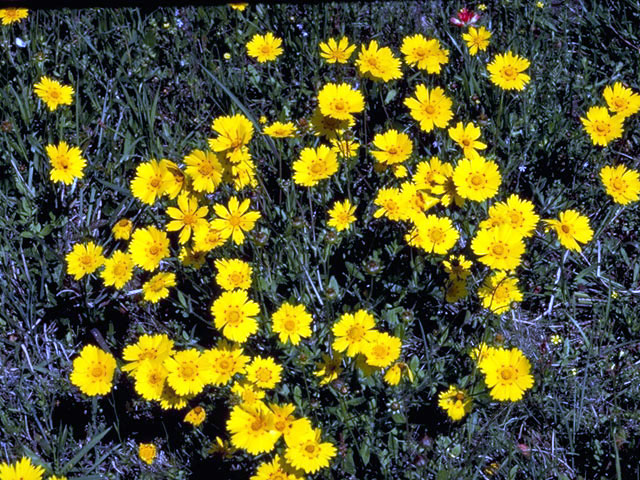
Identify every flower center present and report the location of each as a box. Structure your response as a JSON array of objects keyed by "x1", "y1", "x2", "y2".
[
  {"x1": 491, "y1": 244, "x2": 505, "y2": 256},
  {"x1": 429, "y1": 227, "x2": 445, "y2": 243},
  {"x1": 251, "y1": 418, "x2": 264, "y2": 431},
  {"x1": 500, "y1": 367, "x2": 514, "y2": 380},
  {"x1": 182, "y1": 213, "x2": 196, "y2": 226},
  {"x1": 461, "y1": 138, "x2": 472, "y2": 147},
  {"x1": 305, "y1": 443, "x2": 317, "y2": 454},
  {"x1": 346, "y1": 324, "x2": 365, "y2": 342},
  {"x1": 424, "y1": 104, "x2": 436, "y2": 115},
  {"x1": 284, "y1": 319, "x2": 296, "y2": 331},
  {"x1": 181, "y1": 363, "x2": 196, "y2": 379},
  {"x1": 228, "y1": 214, "x2": 242, "y2": 227},
  {"x1": 594, "y1": 122, "x2": 609, "y2": 135},
  {"x1": 114, "y1": 263, "x2": 127, "y2": 276},
  {"x1": 509, "y1": 212, "x2": 522, "y2": 225},
  {"x1": 310, "y1": 160, "x2": 326, "y2": 175},
  {"x1": 333, "y1": 99, "x2": 346, "y2": 112},
  {"x1": 470, "y1": 174, "x2": 484, "y2": 186},
  {"x1": 494, "y1": 285, "x2": 510, "y2": 302},
  {"x1": 373, "y1": 344, "x2": 388, "y2": 358},
  {"x1": 613, "y1": 98, "x2": 627, "y2": 110},
  {"x1": 198, "y1": 161, "x2": 213, "y2": 176},
  {"x1": 560, "y1": 224, "x2": 571, "y2": 234},
  {"x1": 80, "y1": 254, "x2": 93, "y2": 266},
  {"x1": 502, "y1": 66, "x2": 517, "y2": 80},
  {"x1": 612, "y1": 178, "x2": 625, "y2": 191},
  {"x1": 218, "y1": 358, "x2": 230, "y2": 371},
  {"x1": 91, "y1": 364, "x2": 105, "y2": 378},
  {"x1": 150, "y1": 177, "x2": 161, "y2": 188},
  {"x1": 227, "y1": 309, "x2": 241, "y2": 326},
  {"x1": 255, "y1": 367, "x2": 272, "y2": 383},
  {"x1": 387, "y1": 146, "x2": 398, "y2": 156},
  {"x1": 149, "y1": 245, "x2": 160, "y2": 256}
]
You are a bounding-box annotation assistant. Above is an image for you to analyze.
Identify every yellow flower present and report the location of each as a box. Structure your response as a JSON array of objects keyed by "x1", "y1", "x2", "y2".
[
  {"x1": 231, "y1": 380, "x2": 265, "y2": 406},
  {"x1": 448, "y1": 122, "x2": 486, "y2": 159},
  {"x1": 453, "y1": 156, "x2": 501, "y2": 201},
  {"x1": 356, "y1": 40, "x2": 402, "y2": 82},
  {"x1": 309, "y1": 107, "x2": 354, "y2": 139},
  {"x1": 487, "y1": 51, "x2": 531, "y2": 90},
  {"x1": 227, "y1": 404, "x2": 279, "y2": 454},
  {"x1": 160, "y1": 159, "x2": 185, "y2": 199},
  {"x1": 201, "y1": 341, "x2": 249, "y2": 385},
  {"x1": 208, "y1": 114, "x2": 254, "y2": 161},
  {"x1": 66, "y1": 241, "x2": 105, "y2": 281},
  {"x1": 371, "y1": 129, "x2": 413, "y2": 166},
  {"x1": 479, "y1": 194, "x2": 540, "y2": 238},
  {"x1": 327, "y1": 199, "x2": 356, "y2": 231},
  {"x1": 184, "y1": 149, "x2": 223, "y2": 193},
  {"x1": 251, "y1": 454, "x2": 300, "y2": 480},
  {"x1": 317, "y1": 82, "x2": 365, "y2": 121},
  {"x1": 138, "y1": 443, "x2": 156, "y2": 465},
  {"x1": 479, "y1": 347, "x2": 534, "y2": 401},
  {"x1": 33, "y1": 76, "x2": 74, "y2": 111},
  {"x1": 284, "y1": 427, "x2": 336, "y2": 473},
  {"x1": 122, "y1": 334, "x2": 175, "y2": 374},
  {"x1": 0, "y1": 457, "x2": 45, "y2": 480},
  {"x1": 406, "y1": 214, "x2": 459, "y2": 255},
  {"x1": 462, "y1": 26, "x2": 491, "y2": 55},
  {"x1": 404, "y1": 85, "x2": 453, "y2": 133},
  {"x1": 550, "y1": 334, "x2": 562, "y2": 345},
  {"x1": 600, "y1": 164, "x2": 640, "y2": 205},
  {"x1": 330, "y1": 137, "x2": 360, "y2": 158},
  {"x1": 478, "y1": 271, "x2": 523, "y2": 314},
  {"x1": 319, "y1": 36, "x2": 356, "y2": 64},
  {"x1": 211, "y1": 196, "x2": 261, "y2": 245},
  {"x1": 112, "y1": 218, "x2": 132, "y2": 240},
  {"x1": 401, "y1": 34, "x2": 449, "y2": 73},
  {"x1": 193, "y1": 221, "x2": 228, "y2": 253},
  {"x1": 332, "y1": 310, "x2": 376, "y2": 357},
  {"x1": 443, "y1": 254, "x2": 472, "y2": 280},
  {"x1": 580, "y1": 106, "x2": 624, "y2": 146},
  {"x1": 158, "y1": 383, "x2": 191, "y2": 410},
  {"x1": 314, "y1": 353, "x2": 343, "y2": 385},
  {"x1": 373, "y1": 187, "x2": 406, "y2": 221},
  {"x1": 545, "y1": 209, "x2": 594, "y2": 252},
  {"x1": 246, "y1": 356, "x2": 283, "y2": 389},
  {"x1": 46, "y1": 141, "x2": 87, "y2": 185},
  {"x1": 259, "y1": 115, "x2": 268, "y2": 124},
  {"x1": 228, "y1": 2, "x2": 247, "y2": 10},
  {"x1": 164, "y1": 349, "x2": 207, "y2": 396},
  {"x1": 263, "y1": 121, "x2": 296, "y2": 138},
  {"x1": 0, "y1": 8, "x2": 28, "y2": 25},
  {"x1": 166, "y1": 193, "x2": 209, "y2": 244},
  {"x1": 70, "y1": 345, "x2": 116, "y2": 396},
  {"x1": 215, "y1": 258, "x2": 252, "y2": 291},
  {"x1": 438, "y1": 386, "x2": 472, "y2": 420},
  {"x1": 271, "y1": 302, "x2": 313, "y2": 345},
  {"x1": 130, "y1": 159, "x2": 172, "y2": 205},
  {"x1": 128, "y1": 226, "x2": 170, "y2": 271},
  {"x1": 399, "y1": 182, "x2": 439, "y2": 221},
  {"x1": 100, "y1": 251, "x2": 133, "y2": 289},
  {"x1": 293, "y1": 145, "x2": 339, "y2": 187},
  {"x1": 179, "y1": 246, "x2": 207, "y2": 269},
  {"x1": 603, "y1": 82, "x2": 640, "y2": 118},
  {"x1": 383, "y1": 362, "x2": 414, "y2": 386},
  {"x1": 142, "y1": 272, "x2": 176, "y2": 303},
  {"x1": 362, "y1": 331, "x2": 402, "y2": 368},
  {"x1": 133, "y1": 361, "x2": 168, "y2": 401},
  {"x1": 211, "y1": 289, "x2": 260, "y2": 343},
  {"x1": 184, "y1": 406, "x2": 206, "y2": 426},
  {"x1": 413, "y1": 156, "x2": 451, "y2": 191},
  {"x1": 471, "y1": 226, "x2": 525, "y2": 271},
  {"x1": 246, "y1": 32, "x2": 283, "y2": 63},
  {"x1": 470, "y1": 342, "x2": 496, "y2": 364}
]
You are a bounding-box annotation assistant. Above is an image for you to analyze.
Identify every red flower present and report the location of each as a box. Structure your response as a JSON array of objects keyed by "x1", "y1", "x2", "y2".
[{"x1": 450, "y1": 8, "x2": 480, "y2": 27}]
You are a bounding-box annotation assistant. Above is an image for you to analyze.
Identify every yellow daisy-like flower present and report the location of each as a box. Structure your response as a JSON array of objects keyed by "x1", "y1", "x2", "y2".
[
  {"x1": 371, "y1": 129, "x2": 413, "y2": 166},
  {"x1": 269, "y1": 403, "x2": 298, "y2": 439},
  {"x1": 158, "y1": 383, "x2": 191, "y2": 410},
  {"x1": 401, "y1": 34, "x2": 449, "y2": 73},
  {"x1": 327, "y1": 199, "x2": 356, "y2": 231},
  {"x1": 160, "y1": 159, "x2": 185, "y2": 199},
  {"x1": 319, "y1": 36, "x2": 356, "y2": 64},
  {"x1": 373, "y1": 187, "x2": 406, "y2": 221},
  {"x1": 407, "y1": 214, "x2": 459, "y2": 255},
  {"x1": 0, "y1": 8, "x2": 29, "y2": 25},
  {"x1": 184, "y1": 405, "x2": 206, "y2": 426},
  {"x1": 193, "y1": 221, "x2": 228, "y2": 253},
  {"x1": 66, "y1": 241, "x2": 105, "y2": 280},
  {"x1": 285, "y1": 427, "x2": 336, "y2": 474},
  {"x1": 478, "y1": 271, "x2": 523, "y2": 314},
  {"x1": 184, "y1": 149, "x2": 224, "y2": 193},
  {"x1": 122, "y1": 334, "x2": 175, "y2": 374},
  {"x1": 138, "y1": 443, "x2": 156, "y2": 465},
  {"x1": 413, "y1": 156, "x2": 452, "y2": 191},
  {"x1": 231, "y1": 380, "x2": 266, "y2": 407},
  {"x1": 443, "y1": 254, "x2": 472, "y2": 280},
  {"x1": 580, "y1": 106, "x2": 624, "y2": 147},
  {"x1": 142, "y1": 272, "x2": 176, "y2": 303},
  {"x1": 264, "y1": 121, "x2": 296, "y2": 138},
  {"x1": 208, "y1": 114, "x2": 254, "y2": 161},
  {"x1": 462, "y1": 26, "x2": 491, "y2": 55},
  {"x1": 600, "y1": 164, "x2": 640, "y2": 205},
  {"x1": 251, "y1": 454, "x2": 300, "y2": 480},
  {"x1": 438, "y1": 386, "x2": 472, "y2": 420},
  {"x1": 227, "y1": 404, "x2": 279, "y2": 454},
  {"x1": 70, "y1": 345, "x2": 117, "y2": 396},
  {"x1": 201, "y1": 341, "x2": 249, "y2": 385},
  {"x1": 479, "y1": 347, "x2": 534, "y2": 401},
  {"x1": 603, "y1": 82, "x2": 640, "y2": 118},
  {"x1": 211, "y1": 289, "x2": 260, "y2": 343},
  {"x1": 215, "y1": 258, "x2": 252, "y2": 291},
  {"x1": 46, "y1": 141, "x2": 87, "y2": 185},
  {"x1": 487, "y1": 51, "x2": 531, "y2": 91},
  {"x1": 133, "y1": 361, "x2": 168, "y2": 401},
  {"x1": 356, "y1": 40, "x2": 403, "y2": 82},
  {"x1": 448, "y1": 122, "x2": 487, "y2": 159},
  {"x1": 100, "y1": 250, "x2": 133, "y2": 289},
  {"x1": 211, "y1": 196, "x2": 261, "y2": 245},
  {"x1": 164, "y1": 349, "x2": 206, "y2": 396},
  {"x1": 166, "y1": 193, "x2": 209, "y2": 244},
  {"x1": 314, "y1": 353, "x2": 343, "y2": 385},
  {"x1": 0, "y1": 457, "x2": 45, "y2": 480},
  {"x1": 292, "y1": 145, "x2": 339, "y2": 187},
  {"x1": 471, "y1": 226, "x2": 525, "y2": 271},
  {"x1": 317, "y1": 82, "x2": 365, "y2": 121},
  {"x1": 246, "y1": 356, "x2": 283, "y2": 390},
  {"x1": 362, "y1": 331, "x2": 402, "y2": 368},
  {"x1": 112, "y1": 218, "x2": 132, "y2": 240},
  {"x1": 130, "y1": 159, "x2": 171, "y2": 205},
  {"x1": 332, "y1": 310, "x2": 376, "y2": 357},
  {"x1": 399, "y1": 182, "x2": 439, "y2": 221},
  {"x1": 470, "y1": 342, "x2": 497, "y2": 364},
  {"x1": 271, "y1": 302, "x2": 313, "y2": 345},
  {"x1": 330, "y1": 137, "x2": 360, "y2": 159},
  {"x1": 404, "y1": 85, "x2": 453, "y2": 133},
  {"x1": 453, "y1": 156, "x2": 501, "y2": 201},
  {"x1": 309, "y1": 108, "x2": 354, "y2": 139},
  {"x1": 246, "y1": 32, "x2": 283, "y2": 63},
  {"x1": 545, "y1": 209, "x2": 594, "y2": 252},
  {"x1": 179, "y1": 246, "x2": 207, "y2": 269},
  {"x1": 383, "y1": 362, "x2": 414, "y2": 386},
  {"x1": 480, "y1": 194, "x2": 540, "y2": 238},
  {"x1": 33, "y1": 76, "x2": 74, "y2": 111},
  {"x1": 128, "y1": 226, "x2": 170, "y2": 271},
  {"x1": 228, "y1": 3, "x2": 247, "y2": 10}
]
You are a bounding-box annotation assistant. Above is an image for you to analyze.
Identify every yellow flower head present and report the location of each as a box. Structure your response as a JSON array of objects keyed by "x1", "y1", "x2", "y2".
[
  {"x1": 399, "y1": 182, "x2": 439, "y2": 221},
  {"x1": 112, "y1": 218, "x2": 133, "y2": 240},
  {"x1": 133, "y1": 361, "x2": 168, "y2": 401},
  {"x1": 130, "y1": 159, "x2": 172, "y2": 205},
  {"x1": 122, "y1": 333, "x2": 175, "y2": 374},
  {"x1": 580, "y1": 106, "x2": 624, "y2": 147},
  {"x1": 34, "y1": 76, "x2": 74, "y2": 111},
  {"x1": 208, "y1": 114, "x2": 254, "y2": 159},
  {"x1": 201, "y1": 341, "x2": 249, "y2": 385},
  {"x1": 600, "y1": 164, "x2": 640, "y2": 205},
  {"x1": 479, "y1": 347, "x2": 534, "y2": 401},
  {"x1": 138, "y1": 443, "x2": 156, "y2": 465},
  {"x1": 603, "y1": 82, "x2": 640, "y2": 118},
  {"x1": 545, "y1": 209, "x2": 593, "y2": 252},
  {"x1": 227, "y1": 403, "x2": 279, "y2": 455},
  {"x1": 0, "y1": 457, "x2": 45, "y2": 480},
  {"x1": 413, "y1": 156, "x2": 452, "y2": 191},
  {"x1": 246, "y1": 32, "x2": 283, "y2": 63},
  {"x1": 362, "y1": 331, "x2": 402, "y2": 368},
  {"x1": 478, "y1": 271, "x2": 523, "y2": 314},
  {"x1": 215, "y1": 258, "x2": 252, "y2": 291},
  {"x1": 480, "y1": 194, "x2": 540, "y2": 238},
  {"x1": 179, "y1": 246, "x2": 207, "y2": 269},
  {"x1": 438, "y1": 386, "x2": 472, "y2": 420},
  {"x1": 356, "y1": 40, "x2": 403, "y2": 82},
  {"x1": 166, "y1": 193, "x2": 209, "y2": 244},
  {"x1": 332, "y1": 310, "x2": 376, "y2": 357},
  {"x1": 246, "y1": 356, "x2": 283, "y2": 390},
  {"x1": 371, "y1": 129, "x2": 413, "y2": 166},
  {"x1": 319, "y1": 36, "x2": 356, "y2": 64},
  {"x1": 317, "y1": 82, "x2": 365, "y2": 121},
  {"x1": 462, "y1": 26, "x2": 491, "y2": 55},
  {"x1": 164, "y1": 349, "x2": 207, "y2": 396},
  {"x1": 160, "y1": 159, "x2": 185, "y2": 199},
  {"x1": 383, "y1": 362, "x2": 414, "y2": 386},
  {"x1": 211, "y1": 289, "x2": 260, "y2": 343},
  {"x1": 330, "y1": 137, "x2": 360, "y2": 159},
  {"x1": 211, "y1": 196, "x2": 261, "y2": 245},
  {"x1": 487, "y1": 51, "x2": 531, "y2": 90},
  {"x1": 404, "y1": 85, "x2": 453, "y2": 133},
  {"x1": 66, "y1": 241, "x2": 105, "y2": 280},
  {"x1": 285, "y1": 427, "x2": 336, "y2": 474},
  {"x1": 443, "y1": 254, "x2": 472, "y2": 280},
  {"x1": 272, "y1": 302, "x2": 313, "y2": 345},
  {"x1": 251, "y1": 454, "x2": 299, "y2": 480},
  {"x1": 0, "y1": 8, "x2": 29, "y2": 25},
  {"x1": 158, "y1": 383, "x2": 192, "y2": 410},
  {"x1": 401, "y1": 34, "x2": 449, "y2": 73},
  {"x1": 70, "y1": 345, "x2": 116, "y2": 396},
  {"x1": 184, "y1": 405, "x2": 206, "y2": 426},
  {"x1": 327, "y1": 199, "x2": 356, "y2": 232},
  {"x1": 193, "y1": 221, "x2": 228, "y2": 253},
  {"x1": 228, "y1": 3, "x2": 247, "y2": 10},
  {"x1": 184, "y1": 149, "x2": 224, "y2": 193},
  {"x1": 142, "y1": 272, "x2": 176, "y2": 303},
  {"x1": 128, "y1": 226, "x2": 170, "y2": 271},
  {"x1": 471, "y1": 226, "x2": 525, "y2": 271},
  {"x1": 46, "y1": 141, "x2": 86, "y2": 185},
  {"x1": 453, "y1": 156, "x2": 501, "y2": 201},
  {"x1": 314, "y1": 353, "x2": 343, "y2": 385},
  {"x1": 310, "y1": 108, "x2": 354, "y2": 139},
  {"x1": 448, "y1": 122, "x2": 487, "y2": 159},
  {"x1": 407, "y1": 214, "x2": 459, "y2": 255},
  {"x1": 373, "y1": 187, "x2": 406, "y2": 221},
  {"x1": 230, "y1": 379, "x2": 265, "y2": 407},
  {"x1": 293, "y1": 145, "x2": 339, "y2": 187},
  {"x1": 101, "y1": 250, "x2": 133, "y2": 289},
  {"x1": 263, "y1": 121, "x2": 297, "y2": 138}
]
